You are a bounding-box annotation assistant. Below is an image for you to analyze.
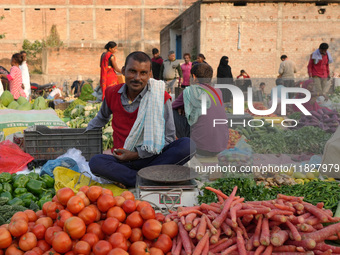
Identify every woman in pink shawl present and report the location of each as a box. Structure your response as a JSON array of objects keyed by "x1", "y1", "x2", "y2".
[{"x1": 292, "y1": 79, "x2": 330, "y2": 112}]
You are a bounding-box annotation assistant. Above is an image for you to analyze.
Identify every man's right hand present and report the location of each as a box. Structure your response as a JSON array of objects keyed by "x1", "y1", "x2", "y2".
[{"x1": 113, "y1": 148, "x2": 139, "y2": 162}]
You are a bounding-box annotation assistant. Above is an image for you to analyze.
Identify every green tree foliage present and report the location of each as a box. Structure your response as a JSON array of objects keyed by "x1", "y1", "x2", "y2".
[
  {"x1": 22, "y1": 25, "x2": 63, "y2": 74},
  {"x1": 0, "y1": 15, "x2": 5, "y2": 39}
]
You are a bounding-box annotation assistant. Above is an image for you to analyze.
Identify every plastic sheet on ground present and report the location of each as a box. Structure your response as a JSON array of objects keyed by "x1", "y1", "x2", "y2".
[{"x1": 53, "y1": 167, "x2": 126, "y2": 196}]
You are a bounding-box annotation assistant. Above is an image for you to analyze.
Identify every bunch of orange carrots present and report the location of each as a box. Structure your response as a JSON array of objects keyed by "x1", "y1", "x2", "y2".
[{"x1": 165, "y1": 186, "x2": 340, "y2": 255}]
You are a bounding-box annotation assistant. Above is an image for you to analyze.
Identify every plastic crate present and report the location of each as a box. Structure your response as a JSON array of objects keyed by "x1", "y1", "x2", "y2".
[{"x1": 24, "y1": 125, "x2": 102, "y2": 161}]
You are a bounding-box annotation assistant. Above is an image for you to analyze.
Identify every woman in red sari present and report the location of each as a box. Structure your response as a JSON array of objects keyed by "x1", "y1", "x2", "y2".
[{"x1": 100, "y1": 41, "x2": 121, "y2": 100}]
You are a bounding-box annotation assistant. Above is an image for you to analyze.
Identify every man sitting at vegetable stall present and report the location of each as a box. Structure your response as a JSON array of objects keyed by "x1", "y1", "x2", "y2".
[{"x1": 86, "y1": 51, "x2": 196, "y2": 187}]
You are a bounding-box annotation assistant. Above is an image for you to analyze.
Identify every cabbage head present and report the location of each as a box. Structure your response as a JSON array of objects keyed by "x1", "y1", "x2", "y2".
[
  {"x1": 33, "y1": 96, "x2": 47, "y2": 110},
  {"x1": 0, "y1": 91, "x2": 14, "y2": 107},
  {"x1": 7, "y1": 101, "x2": 19, "y2": 109},
  {"x1": 17, "y1": 96, "x2": 28, "y2": 105}
]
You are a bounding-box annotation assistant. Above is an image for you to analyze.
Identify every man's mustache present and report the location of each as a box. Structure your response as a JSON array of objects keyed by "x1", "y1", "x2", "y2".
[{"x1": 130, "y1": 80, "x2": 143, "y2": 85}]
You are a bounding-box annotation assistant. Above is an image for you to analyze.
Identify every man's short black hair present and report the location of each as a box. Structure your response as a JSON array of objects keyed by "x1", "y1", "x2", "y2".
[
  {"x1": 319, "y1": 43, "x2": 329, "y2": 50},
  {"x1": 240, "y1": 69, "x2": 245, "y2": 73},
  {"x1": 152, "y1": 48, "x2": 159, "y2": 55},
  {"x1": 190, "y1": 63, "x2": 213, "y2": 83},
  {"x1": 260, "y1": 82, "x2": 265, "y2": 87},
  {"x1": 281, "y1": 55, "x2": 287, "y2": 60},
  {"x1": 124, "y1": 51, "x2": 152, "y2": 69},
  {"x1": 20, "y1": 51, "x2": 27, "y2": 55}
]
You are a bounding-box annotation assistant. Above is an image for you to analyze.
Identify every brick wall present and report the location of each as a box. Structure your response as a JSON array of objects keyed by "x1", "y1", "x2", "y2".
[
  {"x1": 161, "y1": 1, "x2": 340, "y2": 91},
  {"x1": 0, "y1": 0, "x2": 197, "y2": 83}
]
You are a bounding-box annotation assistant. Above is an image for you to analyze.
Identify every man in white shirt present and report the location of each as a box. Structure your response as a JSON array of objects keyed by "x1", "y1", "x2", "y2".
[
  {"x1": 47, "y1": 86, "x2": 63, "y2": 100},
  {"x1": 19, "y1": 51, "x2": 31, "y2": 101}
]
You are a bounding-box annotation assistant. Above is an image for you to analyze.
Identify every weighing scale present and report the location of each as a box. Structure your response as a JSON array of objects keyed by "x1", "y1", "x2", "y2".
[{"x1": 135, "y1": 165, "x2": 200, "y2": 210}]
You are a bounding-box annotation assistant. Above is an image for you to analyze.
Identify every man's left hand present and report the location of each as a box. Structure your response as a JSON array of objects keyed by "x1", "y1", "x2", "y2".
[{"x1": 113, "y1": 148, "x2": 139, "y2": 162}]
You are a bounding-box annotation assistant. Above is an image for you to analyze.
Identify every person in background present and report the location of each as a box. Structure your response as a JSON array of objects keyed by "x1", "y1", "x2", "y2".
[
  {"x1": 0, "y1": 53, "x2": 26, "y2": 99},
  {"x1": 172, "y1": 63, "x2": 228, "y2": 156},
  {"x1": 71, "y1": 75, "x2": 85, "y2": 97},
  {"x1": 292, "y1": 79, "x2": 329, "y2": 113},
  {"x1": 160, "y1": 50, "x2": 183, "y2": 94},
  {"x1": 100, "y1": 41, "x2": 122, "y2": 101},
  {"x1": 87, "y1": 51, "x2": 195, "y2": 187},
  {"x1": 19, "y1": 51, "x2": 31, "y2": 101},
  {"x1": 308, "y1": 43, "x2": 333, "y2": 95},
  {"x1": 151, "y1": 48, "x2": 163, "y2": 80},
  {"x1": 180, "y1": 53, "x2": 192, "y2": 88},
  {"x1": 217, "y1": 56, "x2": 233, "y2": 102},
  {"x1": 278, "y1": 55, "x2": 297, "y2": 97},
  {"x1": 236, "y1": 69, "x2": 252, "y2": 92},
  {"x1": 254, "y1": 82, "x2": 267, "y2": 103},
  {"x1": 192, "y1": 53, "x2": 207, "y2": 66},
  {"x1": 47, "y1": 85, "x2": 63, "y2": 100}
]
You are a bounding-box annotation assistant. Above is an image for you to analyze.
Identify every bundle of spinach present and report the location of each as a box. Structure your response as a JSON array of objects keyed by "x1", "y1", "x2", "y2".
[{"x1": 249, "y1": 126, "x2": 331, "y2": 154}]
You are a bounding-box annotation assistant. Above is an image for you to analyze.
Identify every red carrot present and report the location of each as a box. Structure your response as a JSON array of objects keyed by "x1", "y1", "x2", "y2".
[
  {"x1": 246, "y1": 236, "x2": 254, "y2": 251},
  {"x1": 205, "y1": 215, "x2": 217, "y2": 235},
  {"x1": 303, "y1": 203, "x2": 329, "y2": 222},
  {"x1": 285, "y1": 220, "x2": 301, "y2": 241},
  {"x1": 253, "y1": 214, "x2": 263, "y2": 247},
  {"x1": 251, "y1": 207, "x2": 271, "y2": 214},
  {"x1": 270, "y1": 230, "x2": 289, "y2": 246},
  {"x1": 288, "y1": 215, "x2": 304, "y2": 224},
  {"x1": 302, "y1": 222, "x2": 340, "y2": 243},
  {"x1": 315, "y1": 242, "x2": 340, "y2": 253},
  {"x1": 180, "y1": 216, "x2": 186, "y2": 226},
  {"x1": 196, "y1": 215, "x2": 207, "y2": 240},
  {"x1": 172, "y1": 236, "x2": 177, "y2": 254},
  {"x1": 231, "y1": 197, "x2": 245, "y2": 207},
  {"x1": 262, "y1": 244, "x2": 273, "y2": 255},
  {"x1": 260, "y1": 217, "x2": 270, "y2": 246},
  {"x1": 178, "y1": 222, "x2": 192, "y2": 255},
  {"x1": 293, "y1": 203, "x2": 304, "y2": 211},
  {"x1": 272, "y1": 245, "x2": 296, "y2": 252},
  {"x1": 217, "y1": 194, "x2": 225, "y2": 204},
  {"x1": 314, "y1": 223, "x2": 324, "y2": 230},
  {"x1": 237, "y1": 217, "x2": 249, "y2": 240},
  {"x1": 298, "y1": 223, "x2": 316, "y2": 232},
  {"x1": 205, "y1": 187, "x2": 228, "y2": 199},
  {"x1": 285, "y1": 238, "x2": 316, "y2": 250},
  {"x1": 192, "y1": 231, "x2": 209, "y2": 255},
  {"x1": 300, "y1": 212, "x2": 312, "y2": 219},
  {"x1": 271, "y1": 214, "x2": 287, "y2": 223},
  {"x1": 242, "y1": 214, "x2": 254, "y2": 226},
  {"x1": 266, "y1": 209, "x2": 293, "y2": 218},
  {"x1": 221, "y1": 244, "x2": 238, "y2": 255},
  {"x1": 189, "y1": 224, "x2": 199, "y2": 239},
  {"x1": 209, "y1": 238, "x2": 228, "y2": 250},
  {"x1": 235, "y1": 228, "x2": 247, "y2": 255},
  {"x1": 200, "y1": 203, "x2": 221, "y2": 214},
  {"x1": 173, "y1": 235, "x2": 182, "y2": 255},
  {"x1": 212, "y1": 186, "x2": 238, "y2": 229},
  {"x1": 272, "y1": 253, "x2": 314, "y2": 255},
  {"x1": 254, "y1": 245, "x2": 266, "y2": 255},
  {"x1": 277, "y1": 194, "x2": 304, "y2": 202},
  {"x1": 202, "y1": 237, "x2": 209, "y2": 255},
  {"x1": 274, "y1": 203, "x2": 295, "y2": 212},
  {"x1": 236, "y1": 209, "x2": 258, "y2": 217},
  {"x1": 317, "y1": 202, "x2": 324, "y2": 209},
  {"x1": 221, "y1": 222, "x2": 233, "y2": 236},
  {"x1": 193, "y1": 217, "x2": 200, "y2": 227},
  {"x1": 230, "y1": 203, "x2": 242, "y2": 227},
  {"x1": 210, "y1": 228, "x2": 221, "y2": 244},
  {"x1": 209, "y1": 237, "x2": 236, "y2": 253},
  {"x1": 184, "y1": 213, "x2": 197, "y2": 231},
  {"x1": 296, "y1": 246, "x2": 305, "y2": 252},
  {"x1": 178, "y1": 209, "x2": 203, "y2": 218},
  {"x1": 305, "y1": 216, "x2": 320, "y2": 225}
]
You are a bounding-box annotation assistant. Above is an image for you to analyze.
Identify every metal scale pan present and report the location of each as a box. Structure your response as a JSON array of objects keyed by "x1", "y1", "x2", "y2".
[{"x1": 137, "y1": 165, "x2": 198, "y2": 184}]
